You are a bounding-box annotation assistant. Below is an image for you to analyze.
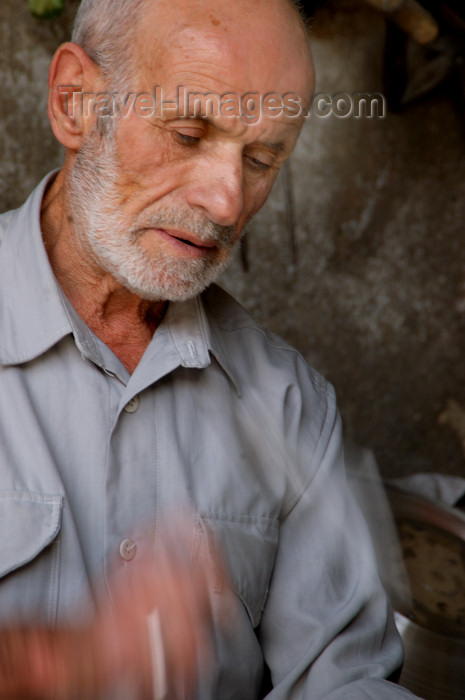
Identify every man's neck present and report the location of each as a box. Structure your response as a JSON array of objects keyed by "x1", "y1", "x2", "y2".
[{"x1": 40, "y1": 170, "x2": 167, "y2": 374}]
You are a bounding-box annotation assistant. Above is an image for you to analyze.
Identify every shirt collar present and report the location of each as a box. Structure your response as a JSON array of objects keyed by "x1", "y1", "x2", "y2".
[
  {"x1": 128, "y1": 290, "x2": 240, "y2": 395},
  {"x1": 0, "y1": 172, "x2": 73, "y2": 365},
  {"x1": 0, "y1": 174, "x2": 241, "y2": 391},
  {"x1": 171, "y1": 292, "x2": 240, "y2": 392}
]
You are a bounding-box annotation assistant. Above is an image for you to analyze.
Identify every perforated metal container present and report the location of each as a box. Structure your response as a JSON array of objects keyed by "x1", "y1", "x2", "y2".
[{"x1": 387, "y1": 487, "x2": 465, "y2": 700}]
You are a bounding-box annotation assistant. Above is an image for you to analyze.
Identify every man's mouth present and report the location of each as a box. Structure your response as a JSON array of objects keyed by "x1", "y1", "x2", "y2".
[
  {"x1": 146, "y1": 227, "x2": 218, "y2": 257},
  {"x1": 167, "y1": 231, "x2": 216, "y2": 249}
]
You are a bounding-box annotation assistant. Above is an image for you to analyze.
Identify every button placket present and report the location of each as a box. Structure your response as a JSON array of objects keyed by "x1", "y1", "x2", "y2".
[
  {"x1": 123, "y1": 395, "x2": 140, "y2": 413},
  {"x1": 119, "y1": 538, "x2": 137, "y2": 561}
]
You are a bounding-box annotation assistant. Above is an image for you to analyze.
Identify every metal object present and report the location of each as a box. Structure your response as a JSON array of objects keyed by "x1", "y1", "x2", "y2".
[
  {"x1": 386, "y1": 487, "x2": 465, "y2": 699},
  {"x1": 395, "y1": 612, "x2": 465, "y2": 700}
]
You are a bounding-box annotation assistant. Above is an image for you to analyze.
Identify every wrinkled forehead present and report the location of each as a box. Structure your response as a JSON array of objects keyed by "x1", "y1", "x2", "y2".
[{"x1": 132, "y1": 0, "x2": 314, "y2": 106}]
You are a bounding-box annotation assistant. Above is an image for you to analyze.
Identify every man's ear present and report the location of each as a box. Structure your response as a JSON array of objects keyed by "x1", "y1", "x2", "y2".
[{"x1": 48, "y1": 42, "x2": 102, "y2": 150}]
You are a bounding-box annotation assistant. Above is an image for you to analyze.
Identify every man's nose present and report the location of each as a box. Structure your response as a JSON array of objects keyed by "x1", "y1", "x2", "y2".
[{"x1": 185, "y1": 154, "x2": 244, "y2": 228}]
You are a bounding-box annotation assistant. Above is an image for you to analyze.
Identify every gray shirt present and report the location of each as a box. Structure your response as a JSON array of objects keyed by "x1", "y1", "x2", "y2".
[{"x1": 0, "y1": 174, "x2": 417, "y2": 698}]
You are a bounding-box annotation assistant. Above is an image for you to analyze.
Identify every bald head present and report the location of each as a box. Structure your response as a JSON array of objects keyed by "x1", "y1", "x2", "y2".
[{"x1": 72, "y1": 0, "x2": 313, "y2": 98}]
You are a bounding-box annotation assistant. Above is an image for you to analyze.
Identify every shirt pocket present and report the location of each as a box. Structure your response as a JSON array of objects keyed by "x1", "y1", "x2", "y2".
[
  {"x1": 197, "y1": 513, "x2": 279, "y2": 628},
  {"x1": 0, "y1": 491, "x2": 63, "y2": 624}
]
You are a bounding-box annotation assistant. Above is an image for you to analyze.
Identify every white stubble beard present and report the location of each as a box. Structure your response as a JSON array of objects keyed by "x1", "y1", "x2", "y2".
[{"x1": 67, "y1": 126, "x2": 240, "y2": 302}]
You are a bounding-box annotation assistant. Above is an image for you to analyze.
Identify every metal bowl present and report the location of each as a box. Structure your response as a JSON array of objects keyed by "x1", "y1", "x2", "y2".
[
  {"x1": 395, "y1": 611, "x2": 465, "y2": 700},
  {"x1": 386, "y1": 486, "x2": 465, "y2": 699}
]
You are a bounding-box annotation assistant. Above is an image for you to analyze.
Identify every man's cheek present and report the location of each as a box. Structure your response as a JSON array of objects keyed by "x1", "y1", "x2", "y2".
[
  {"x1": 247, "y1": 183, "x2": 277, "y2": 221},
  {"x1": 115, "y1": 122, "x2": 172, "y2": 178}
]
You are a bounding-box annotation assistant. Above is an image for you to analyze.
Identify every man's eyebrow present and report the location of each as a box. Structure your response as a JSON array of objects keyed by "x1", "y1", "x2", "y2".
[
  {"x1": 262, "y1": 141, "x2": 285, "y2": 154},
  {"x1": 200, "y1": 118, "x2": 289, "y2": 152},
  {"x1": 162, "y1": 114, "x2": 291, "y2": 154}
]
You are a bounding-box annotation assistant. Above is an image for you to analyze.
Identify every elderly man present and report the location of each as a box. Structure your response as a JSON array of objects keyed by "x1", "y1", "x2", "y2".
[{"x1": 0, "y1": 0, "x2": 417, "y2": 698}]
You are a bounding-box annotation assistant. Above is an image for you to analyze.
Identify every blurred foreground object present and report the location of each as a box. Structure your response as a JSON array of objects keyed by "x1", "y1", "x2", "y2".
[
  {"x1": 0, "y1": 525, "x2": 216, "y2": 699},
  {"x1": 345, "y1": 443, "x2": 412, "y2": 608}
]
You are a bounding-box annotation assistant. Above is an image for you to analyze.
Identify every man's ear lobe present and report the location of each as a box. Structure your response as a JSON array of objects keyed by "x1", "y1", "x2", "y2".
[{"x1": 48, "y1": 42, "x2": 102, "y2": 149}]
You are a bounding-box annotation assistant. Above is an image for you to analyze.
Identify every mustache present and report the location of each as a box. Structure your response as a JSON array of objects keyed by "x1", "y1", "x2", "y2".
[{"x1": 130, "y1": 209, "x2": 237, "y2": 246}]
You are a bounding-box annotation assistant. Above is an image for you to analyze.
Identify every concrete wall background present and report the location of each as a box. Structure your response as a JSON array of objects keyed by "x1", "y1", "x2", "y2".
[{"x1": 2, "y1": 0, "x2": 465, "y2": 479}]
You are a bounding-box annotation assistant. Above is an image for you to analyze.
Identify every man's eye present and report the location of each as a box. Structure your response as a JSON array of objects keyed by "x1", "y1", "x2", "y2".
[
  {"x1": 175, "y1": 131, "x2": 201, "y2": 146},
  {"x1": 245, "y1": 155, "x2": 272, "y2": 171}
]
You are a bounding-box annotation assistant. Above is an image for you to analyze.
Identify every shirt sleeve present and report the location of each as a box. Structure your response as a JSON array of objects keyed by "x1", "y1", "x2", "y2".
[{"x1": 256, "y1": 367, "x2": 418, "y2": 699}]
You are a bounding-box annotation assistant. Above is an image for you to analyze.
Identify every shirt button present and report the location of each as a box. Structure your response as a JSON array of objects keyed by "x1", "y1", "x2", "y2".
[
  {"x1": 124, "y1": 395, "x2": 140, "y2": 413},
  {"x1": 119, "y1": 538, "x2": 137, "y2": 561}
]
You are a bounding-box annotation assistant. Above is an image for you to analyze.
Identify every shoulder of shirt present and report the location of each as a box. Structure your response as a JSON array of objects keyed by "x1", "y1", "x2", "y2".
[
  {"x1": 202, "y1": 285, "x2": 339, "y2": 513},
  {"x1": 0, "y1": 202, "x2": 18, "y2": 247},
  {"x1": 0, "y1": 171, "x2": 59, "y2": 249},
  {"x1": 202, "y1": 284, "x2": 333, "y2": 405},
  {"x1": 0, "y1": 208, "x2": 14, "y2": 247}
]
